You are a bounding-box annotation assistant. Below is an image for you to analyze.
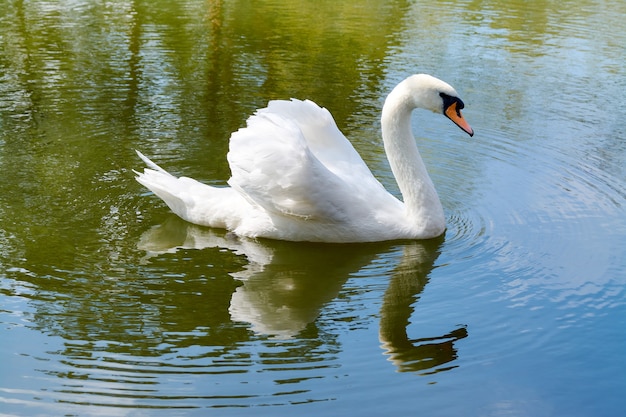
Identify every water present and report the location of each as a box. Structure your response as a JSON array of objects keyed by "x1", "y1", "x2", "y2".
[{"x1": 1, "y1": 0, "x2": 625, "y2": 416}]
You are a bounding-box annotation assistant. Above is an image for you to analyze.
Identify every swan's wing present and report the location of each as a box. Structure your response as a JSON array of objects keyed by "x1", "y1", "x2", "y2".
[
  {"x1": 227, "y1": 99, "x2": 389, "y2": 221},
  {"x1": 256, "y1": 99, "x2": 374, "y2": 181},
  {"x1": 227, "y1": 111, "x2": 345, "y2": 221}
]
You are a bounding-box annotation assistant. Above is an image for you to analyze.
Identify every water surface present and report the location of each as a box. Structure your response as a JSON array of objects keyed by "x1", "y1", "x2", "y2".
[{"x1": 1, "y1": 0, "x2": 625, "y2": 416}]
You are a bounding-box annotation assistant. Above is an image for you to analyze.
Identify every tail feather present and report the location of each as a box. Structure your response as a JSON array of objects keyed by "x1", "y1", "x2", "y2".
[
  {"x1": 134, "y1": 150, "x2": 171, "y2": 175},
  {"x1": 134, "y1": 151, "x2": 247, "y2": 229},
  {"x1": 134, "y1": 152, "x2": 190, "y2": 219}
]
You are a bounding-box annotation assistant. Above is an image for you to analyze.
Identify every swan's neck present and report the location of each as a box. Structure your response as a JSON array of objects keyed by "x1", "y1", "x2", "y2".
[{"x1": 381, "y1": 89, "x2": 445, "y2": 234}]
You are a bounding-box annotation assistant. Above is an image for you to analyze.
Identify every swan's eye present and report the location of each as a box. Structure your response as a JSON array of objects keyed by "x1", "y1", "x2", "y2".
[{"x1": 439, "y1": 92, "x2": 464, "y2": 117}]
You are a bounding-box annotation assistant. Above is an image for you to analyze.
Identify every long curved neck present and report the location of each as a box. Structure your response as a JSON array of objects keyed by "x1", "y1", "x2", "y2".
[{"x1": 381, "y1": 88, "x2": 444, "y2": 233}]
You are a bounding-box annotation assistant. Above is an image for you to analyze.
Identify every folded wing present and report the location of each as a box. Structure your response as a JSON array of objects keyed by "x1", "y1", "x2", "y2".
[{"x1": 227, "y1": 99, "x2": 392, "y2": 223}]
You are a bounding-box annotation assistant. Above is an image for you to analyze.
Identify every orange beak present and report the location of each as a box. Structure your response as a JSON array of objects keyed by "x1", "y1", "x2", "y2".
[{"x1": 445, "y1": 101, "x2": 474, "y2": 137}]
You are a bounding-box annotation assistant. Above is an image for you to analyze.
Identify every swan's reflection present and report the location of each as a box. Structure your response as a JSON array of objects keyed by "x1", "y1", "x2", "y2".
[
  {"x1": 139, "y1": 216, "x2": 467, "y2": 370},
  {"x1": 139, "y1": 216, "x2": 375, "y2": 337},
  {"x1": 379, "y1": 243, "x2": 468, "y2": 374}
]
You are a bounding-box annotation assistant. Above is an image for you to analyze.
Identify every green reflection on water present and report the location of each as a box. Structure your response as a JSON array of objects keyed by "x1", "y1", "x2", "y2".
[{"x1": 0, "y1": 0, "x2": 412, "y2": 276}]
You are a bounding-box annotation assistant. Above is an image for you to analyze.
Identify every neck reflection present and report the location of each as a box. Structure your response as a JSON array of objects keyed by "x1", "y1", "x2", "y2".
[{"x1": 379, "y1": 239, "x2": 468, "y2": 374}]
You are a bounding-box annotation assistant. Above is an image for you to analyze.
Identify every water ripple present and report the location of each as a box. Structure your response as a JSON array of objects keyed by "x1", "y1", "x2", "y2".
[{"x1": 2, "y1": 338, "x2": 341, "y2": 412}]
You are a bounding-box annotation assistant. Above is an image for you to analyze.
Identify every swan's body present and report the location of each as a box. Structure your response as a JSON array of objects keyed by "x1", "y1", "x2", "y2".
[{"x1": 135, "y1": 74, "x2": 473, "y2": 243}]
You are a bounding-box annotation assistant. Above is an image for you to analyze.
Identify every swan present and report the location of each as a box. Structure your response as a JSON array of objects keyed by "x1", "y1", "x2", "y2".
[{"x1": 134, "y1": 74, "x2": 473, "y2": 243}]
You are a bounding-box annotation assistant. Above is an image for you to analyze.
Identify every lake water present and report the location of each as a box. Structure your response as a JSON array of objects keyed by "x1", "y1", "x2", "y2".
[{"x1": 1, "y1": 0, "x2": 625, "y2": 416}]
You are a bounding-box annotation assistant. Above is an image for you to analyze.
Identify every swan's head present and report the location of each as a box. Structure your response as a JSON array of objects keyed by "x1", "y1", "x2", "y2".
[{"x1": 394, "y1": 74, "x2": 474, "y2": 137}]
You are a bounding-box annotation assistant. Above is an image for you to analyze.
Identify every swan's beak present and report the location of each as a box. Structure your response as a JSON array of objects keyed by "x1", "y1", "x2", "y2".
[{"x1": 445, "y1": 102, "x2": 474, "y2": 137}]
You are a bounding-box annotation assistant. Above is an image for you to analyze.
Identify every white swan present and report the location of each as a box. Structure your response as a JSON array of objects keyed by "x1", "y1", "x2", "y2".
[{"x1": 134, "y1": 74, "x2": 473, "y2": 243}]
